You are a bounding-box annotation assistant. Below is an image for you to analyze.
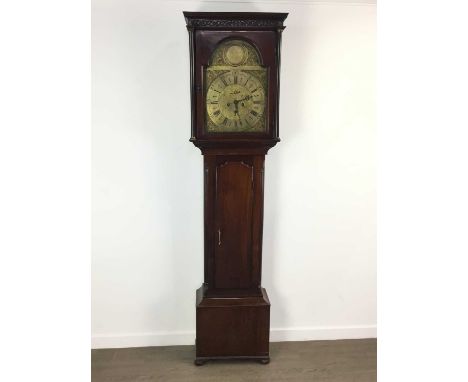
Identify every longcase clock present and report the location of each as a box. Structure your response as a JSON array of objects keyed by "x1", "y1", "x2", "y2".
[{"x1": 183, "y1": 12, "x2": 287, "y2": 365}]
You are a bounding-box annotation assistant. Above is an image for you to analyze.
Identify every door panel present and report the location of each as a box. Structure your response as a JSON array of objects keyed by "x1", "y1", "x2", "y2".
[{"x1": 214, "y1": 160, "x2": 254, "y2": 289}]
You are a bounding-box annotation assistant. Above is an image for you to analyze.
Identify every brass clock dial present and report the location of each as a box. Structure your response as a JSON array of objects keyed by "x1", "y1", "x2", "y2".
[
  {"x1": 204, "y1": 39, "x2": 267, "y2": 133},
  {"x1": 206, "y1": 70, "x2": 265, "y2": 131}
]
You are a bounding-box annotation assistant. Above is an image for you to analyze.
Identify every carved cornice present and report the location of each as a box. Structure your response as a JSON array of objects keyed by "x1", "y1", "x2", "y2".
[
  {"x1": 184, "y1": 12, "x2": 288, "y2": 29},
  {"x1": 187, "y1": 18, "x2": 283, "y2": 28}
]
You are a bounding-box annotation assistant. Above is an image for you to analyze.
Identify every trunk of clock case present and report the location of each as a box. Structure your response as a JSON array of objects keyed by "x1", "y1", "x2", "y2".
[{"x1": 203, "y1": 154, "x2": 265, "y2": 297}]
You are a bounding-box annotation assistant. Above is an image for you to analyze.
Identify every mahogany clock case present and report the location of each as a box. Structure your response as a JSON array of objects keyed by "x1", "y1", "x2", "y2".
[{"x1": 184, "y1": 12, "x2": 287, "y2": 365}]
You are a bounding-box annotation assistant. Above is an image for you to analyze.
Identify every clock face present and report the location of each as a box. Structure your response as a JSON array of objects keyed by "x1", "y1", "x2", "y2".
[
  {"x1": 205, "y1": 39, "x2": 267, "y2": 133},
  {"x1": 206, "y1": 70, "x2": 266, "y2": 131}
]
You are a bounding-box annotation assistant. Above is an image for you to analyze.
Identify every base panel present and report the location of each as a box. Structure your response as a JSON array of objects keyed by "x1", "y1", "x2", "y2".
[{"x1": 195, "y1": 285, "x2": 270, "y2": 360}]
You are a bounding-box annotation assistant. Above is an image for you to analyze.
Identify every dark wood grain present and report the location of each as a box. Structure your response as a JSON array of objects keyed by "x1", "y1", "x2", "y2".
[
  {"x1": 214, "y1": 160, "x2": 253, "y2": 289},
  {"x1": 196, "y1": 287, "x2": 270, "y2": 361}
]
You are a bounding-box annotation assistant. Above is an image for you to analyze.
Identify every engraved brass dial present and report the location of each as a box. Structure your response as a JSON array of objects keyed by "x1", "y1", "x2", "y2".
[
  {"x1": 205, "y1": 39, "x2": 267, "y2": 133},
  {"x1": 207, "y1": 70, "x2": 265, "y2": 131}
]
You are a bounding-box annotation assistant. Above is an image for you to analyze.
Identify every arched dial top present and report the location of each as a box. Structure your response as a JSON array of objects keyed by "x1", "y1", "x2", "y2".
[{"x1": 205, "y1": 39, "x2": 268, "y2": 133}]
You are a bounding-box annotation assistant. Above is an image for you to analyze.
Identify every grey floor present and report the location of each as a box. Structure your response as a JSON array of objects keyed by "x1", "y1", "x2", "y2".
[{"x1": 92, "y1": 339, "x2": 377, "y2": 382}]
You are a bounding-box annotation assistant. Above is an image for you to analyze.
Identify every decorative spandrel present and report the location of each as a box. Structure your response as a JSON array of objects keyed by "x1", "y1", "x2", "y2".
[{"x1": 205, "y1": 39, "x2": 268, "y2": 133}]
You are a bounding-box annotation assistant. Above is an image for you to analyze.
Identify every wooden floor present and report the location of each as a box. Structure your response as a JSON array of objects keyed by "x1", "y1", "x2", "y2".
[{"x1": 92, "y1": 339, "x2": 376, "y2": 382}]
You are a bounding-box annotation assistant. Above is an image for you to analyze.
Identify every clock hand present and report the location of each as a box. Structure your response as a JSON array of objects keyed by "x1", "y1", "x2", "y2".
[
  {"x1": 232, "y1": 95, "x2": 251, "y2": 114},
  {"x1": 233, "y1": 95, "x2": 251, "y2": 105},
  {"x1": 238, "y1": 95, "x2": 252, "y2": 103},
  {"x1": 233, "y1": 99, "x2": 240, "y2": 116}
]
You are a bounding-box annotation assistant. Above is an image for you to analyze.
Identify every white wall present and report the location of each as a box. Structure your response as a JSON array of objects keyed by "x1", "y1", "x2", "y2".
[{"x1": 92, "y1": 0, "x2": 376, "y2": 348}]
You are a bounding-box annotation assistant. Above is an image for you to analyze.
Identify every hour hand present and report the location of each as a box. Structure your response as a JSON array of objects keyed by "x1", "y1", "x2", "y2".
[{"x1": 232, "y1": 99, "x2": 240, "y2": 115}]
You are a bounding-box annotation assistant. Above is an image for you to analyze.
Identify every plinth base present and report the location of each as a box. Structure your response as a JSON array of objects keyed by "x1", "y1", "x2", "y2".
[{"x1": 195, "y1": 285, "x2": 270, "y2": 363}]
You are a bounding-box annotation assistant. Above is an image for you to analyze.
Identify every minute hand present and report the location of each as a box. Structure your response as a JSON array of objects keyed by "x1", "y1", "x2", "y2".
[{"x1": 236, "y1": 95, "x2": 252, "y2": 103}]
